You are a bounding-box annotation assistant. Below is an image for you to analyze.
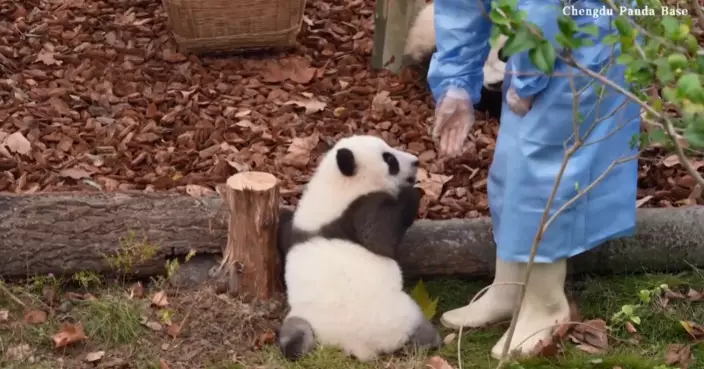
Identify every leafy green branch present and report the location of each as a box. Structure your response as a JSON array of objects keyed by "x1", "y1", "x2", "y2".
[{"x1": 488, "y1": 0, "x2": 704, "y2": 189}]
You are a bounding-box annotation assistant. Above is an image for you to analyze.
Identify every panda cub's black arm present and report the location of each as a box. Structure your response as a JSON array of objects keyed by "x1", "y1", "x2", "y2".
[{"x1": 352, "y1": 187, "x2": 423, "y2": 260}]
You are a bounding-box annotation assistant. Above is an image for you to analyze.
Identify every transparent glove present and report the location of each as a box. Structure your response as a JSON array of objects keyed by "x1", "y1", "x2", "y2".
[
  {"x1": 432, "y1": 87, "x2": 475, "y2": 158},
  {"x1": 506, "y1": 86, "x2": 533, "y2": 117}
]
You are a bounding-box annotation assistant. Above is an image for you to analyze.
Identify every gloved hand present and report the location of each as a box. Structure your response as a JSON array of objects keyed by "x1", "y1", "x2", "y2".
[
  {"x1": 432, "y1": 87, "x2": 475, "y2": 157},
  {"x1": 506, "y1": 87, "x2": 534, "y2": 117}
]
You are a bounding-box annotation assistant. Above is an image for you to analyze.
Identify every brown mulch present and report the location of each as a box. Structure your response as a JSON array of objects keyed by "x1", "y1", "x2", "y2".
[{"x1": 0, "y1": 0, "x2": 702, "y2": 220}]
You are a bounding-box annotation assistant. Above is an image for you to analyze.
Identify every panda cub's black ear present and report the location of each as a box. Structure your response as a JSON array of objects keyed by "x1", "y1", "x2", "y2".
[{"x1": 336, "y1": 148, "x2": 356, "y2": 177}]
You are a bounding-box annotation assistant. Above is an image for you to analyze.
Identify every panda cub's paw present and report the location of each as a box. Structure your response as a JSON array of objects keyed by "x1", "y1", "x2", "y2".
[{"x1": 398, "y1": 186, "x2": 423, "y2": 228}]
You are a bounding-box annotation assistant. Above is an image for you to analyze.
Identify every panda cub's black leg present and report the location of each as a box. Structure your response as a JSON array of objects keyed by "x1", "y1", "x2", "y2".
[{"x1": 407, "y1": 318, "x2": 443, "y2": 352}]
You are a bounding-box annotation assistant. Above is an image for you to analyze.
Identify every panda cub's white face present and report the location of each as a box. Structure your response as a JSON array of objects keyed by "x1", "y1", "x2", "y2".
[{"x1": 293, "y1": 135, "x2": 419, "y2": 233}]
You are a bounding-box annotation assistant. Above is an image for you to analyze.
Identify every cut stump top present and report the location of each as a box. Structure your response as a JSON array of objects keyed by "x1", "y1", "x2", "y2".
[{"x1": 226, "y1": 172, "x2": 278, "y2": 191}]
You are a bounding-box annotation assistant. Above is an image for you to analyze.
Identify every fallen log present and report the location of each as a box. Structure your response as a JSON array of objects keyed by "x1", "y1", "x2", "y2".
[{"x1": 0, "y1": 192, "x2": 702, "y2": 280}]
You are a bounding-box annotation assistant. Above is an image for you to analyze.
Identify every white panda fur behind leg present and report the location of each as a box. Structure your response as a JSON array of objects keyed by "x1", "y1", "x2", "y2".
[
  {"x1": 403, "y1": 1, "x2": 435, "y2": 63},
  {"x1": 283, "y1": 237, "x2": 430, "y2": 361},
  {"x1": 403, "y1": 1, "x2": 508, "y2": 88}
]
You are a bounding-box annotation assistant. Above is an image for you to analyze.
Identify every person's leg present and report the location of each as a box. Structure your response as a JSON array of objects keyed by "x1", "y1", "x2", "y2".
[
  {"x1": 490, "y1": 258, "x2": 570, "y2": 359},
  {"x1": 440, "y1": 258, "x2": 524, "y2": 329}
]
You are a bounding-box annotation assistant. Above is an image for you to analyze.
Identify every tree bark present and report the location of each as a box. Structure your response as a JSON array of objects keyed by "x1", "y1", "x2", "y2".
[
  {"x1": 0, "y1": 191, "x2": 702, "y2": 280},
  {"x1": 218, "y1": 172, "x2": 282, "y2": 301}
]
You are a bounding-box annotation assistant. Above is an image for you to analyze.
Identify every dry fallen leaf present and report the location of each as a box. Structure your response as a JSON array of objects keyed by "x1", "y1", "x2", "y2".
[
  {"x1": 159, "y1": 358, "x2": 170, "y2": 369},
  {"x1": 3, "y1": 132, "x2": 31, "y2": 155},
  {"x1": 416, "y1": 168, "x2": 453, "y2": 201},
  {"x1": 687, "y1": 288, "x2": 703, "y2": 301},
  {"x1": 261, "y1": 57, "x2": 317, "y2": 84},
  {"x1": 186, "y1": 184, "x2": 216, "y2": 198},
  {"x1": 129, "y1": 282, "x2": 145, "y2": 299},
  {"x1": 443, "y1": 333, "x2": 457, "y2": 345},
  {"x1": 252, "y1": 329, "x2": 276, "y2": 350},
  {"x1": 284, "y1": 98, "x2": 327, "y2": 115},
  {"x1": 680, "y1": 320, "x2": 704, "y2": 340},
  {"x1": 85, "y1": 350, "x2": 105, "y2": 362},
  {"x1": 283, "y1": 133, "x2": 320, "y2": 168},
  {"x1": 425, "y1": 355, "x2": 455, "y2": 369},
  {"x1": 167, "y1": 322, "x2": 182, "y2": 338},
  {"x1": 24, "y1": 309, "x2": 47, "y2": 325},
  {"x1": 52, "y1": 322, "x2": 88, "y2": 348},
  {"x1": 0, "y1": 309, "x2": 9, "y2": 322},
  {"x1": 665, "y1": 343, "x2": 692, "y2": 369},
  {"x1": 35, "y1": 49, "x2": 62, "y2": 66},
  {"x1": 625, "y1": 321, "x2": 638, "y2": 334},
  {"x1": 371, "y1": 90, "x2": 397, "y2": 114},
  {"x1": 576, "y1": 343, "x2": 607, "y2": 355},
  {"x1": 144, "y1": 320, "x2": 163, "y2": 331},
  {"x1": 151, "y1": 291, "x2": 169, "y2": 307},
  {"x1": 59, "y1": 167, "x2": 92, "y2": 180},
  {"x1": 531, "y1": 338, "x2": 561, "y2": 357},
  {"x1": 662, "y1": 155, "x2": 680, "y2": 167}
]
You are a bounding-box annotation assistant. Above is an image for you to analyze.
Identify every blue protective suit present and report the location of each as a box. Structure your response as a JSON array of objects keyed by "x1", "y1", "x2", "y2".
[{"x1": 428, "y1": 0, "x2": 641, "y2": 263}]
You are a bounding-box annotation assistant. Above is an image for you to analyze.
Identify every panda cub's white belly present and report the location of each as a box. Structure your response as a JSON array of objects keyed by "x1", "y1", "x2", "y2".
[{"x1": 285, "y1": 236, "x2": 425, "y2": 358}]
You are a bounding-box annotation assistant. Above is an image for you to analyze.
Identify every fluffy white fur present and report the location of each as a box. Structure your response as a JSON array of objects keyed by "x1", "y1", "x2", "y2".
[
  {"x1": 284, "y1": 135, "x2": 427, "y2": 361},
  {"x1": 404, "y1": 2, "x2": 507, "y2": 88}
]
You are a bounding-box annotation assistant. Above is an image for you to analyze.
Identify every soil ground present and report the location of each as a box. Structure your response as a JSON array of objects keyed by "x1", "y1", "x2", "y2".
[{"x1": 1, "y1": 268, "x2": 703, "y2": 369}]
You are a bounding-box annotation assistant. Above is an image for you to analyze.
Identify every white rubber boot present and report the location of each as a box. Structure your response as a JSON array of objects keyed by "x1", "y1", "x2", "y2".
[
  {"x1": 440, "y1": 259, "x2": 524, "y2": 329},
  {"x1": 490, "y1": 259, "x2": 570, "y2": 359}
]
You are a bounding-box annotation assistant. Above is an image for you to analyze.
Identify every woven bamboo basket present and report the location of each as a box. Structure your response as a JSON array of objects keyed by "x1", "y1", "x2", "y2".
[{"x1": 162, "y1": 0, "x2": 306, "y2": 54}]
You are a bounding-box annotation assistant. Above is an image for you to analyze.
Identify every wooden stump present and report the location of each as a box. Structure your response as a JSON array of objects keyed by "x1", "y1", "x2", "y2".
[{"x1": 219, "y1": 172, "x2": 282, "y2": 301}]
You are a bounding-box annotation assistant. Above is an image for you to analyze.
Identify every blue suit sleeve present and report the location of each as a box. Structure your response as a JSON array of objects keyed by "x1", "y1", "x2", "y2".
[
  {"x1": 427, "y1": 0, "x2": 492, "y2": 105},
  {"x1": 508, "y1": 1, "x2": 561, "y2": 99}
]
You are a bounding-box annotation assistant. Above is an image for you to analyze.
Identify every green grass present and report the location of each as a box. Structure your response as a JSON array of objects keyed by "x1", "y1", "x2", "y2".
[{"x1": 242, "y1": 272, "x2": 704, "y2": 369}]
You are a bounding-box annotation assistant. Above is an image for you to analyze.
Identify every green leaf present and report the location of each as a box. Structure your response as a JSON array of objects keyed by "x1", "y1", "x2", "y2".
[
  {"x1": 557, "y1": 15, "x2": 578, "y2": 38},
  {"x1": 614, "y1": 16, "x2": 633, "y2": 37},
  {"x1": 660, "y1": 16, "x2": 679, "y2": 38},
  {"x1": 676, "y1": 73, "x2": 704, "y2": 100},
  {"x1": 501, "y1": 26, "x2": 538, "y2": 57},
  {"x1": 580, "y1": 24, "x2": 599, "y2": 37},
  {"x1": 616, "y1": 53, "x2": 634, "y2": 65},
  {"x1": 602, "y1": 34, "x2": 619, "y2": 45},
  {"x1": 685, "y1": 34, "x2": 698, "y2": 53},
  {"x1": 666, "y1": 53, "x2": 688, "y2": 70},
  {"x1": 556, "y1": 33, "x2": 578, "y2": 49},
  {"x1": 410, "y1": 279, "x2": 439, "y2": 320},
  {"x1": 529, "y1": 40, "x2": 556, "y2": 74},
  {"x1": 630, "y1": 316, "x2": 641, "y2": 325},
  {"x1": 684, "y1": 123, "x2": 704, "y2": 148},
  {"x1": 489, "y1": 8, "x2": 511, "y2": 25},
  {"x1": 647, "y1": 128, "x2": 667, "y2": 145},
  {"x1": 654, "y1": 58, "x2": 675, "y2": 84}
]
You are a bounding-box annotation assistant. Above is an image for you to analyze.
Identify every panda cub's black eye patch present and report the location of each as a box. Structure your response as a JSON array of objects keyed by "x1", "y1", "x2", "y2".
[{"x1": 382, "y1": 152, "x2": 400, "y2": 176}]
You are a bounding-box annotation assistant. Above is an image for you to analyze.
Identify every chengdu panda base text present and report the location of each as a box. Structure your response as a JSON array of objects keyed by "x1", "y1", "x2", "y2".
[
  {"x1": 276, "y1": 135, "x2": 443, "y2": 362},
  {"x1": 403, "y1": 1, "x2": 507, "y2": 120}
]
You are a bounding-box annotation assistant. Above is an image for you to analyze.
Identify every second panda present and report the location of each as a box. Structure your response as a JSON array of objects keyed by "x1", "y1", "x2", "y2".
[{"x1": 276, "y1": 135, "x2": 443, "y2": 362}]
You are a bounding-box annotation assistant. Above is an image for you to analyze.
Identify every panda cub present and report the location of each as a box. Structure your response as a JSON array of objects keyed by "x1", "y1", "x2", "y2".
[
  {"x1": 404, "y1": 1, "x2": 508, "y2": 119},
  {"x1": 277, "y1": 135, "x2": 443, "y2": 362}
]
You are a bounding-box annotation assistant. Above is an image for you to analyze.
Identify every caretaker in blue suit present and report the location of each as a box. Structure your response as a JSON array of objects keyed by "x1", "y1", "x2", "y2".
[{"x1": 428, "y1": 0, "x2": 641, "y2": 359}]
